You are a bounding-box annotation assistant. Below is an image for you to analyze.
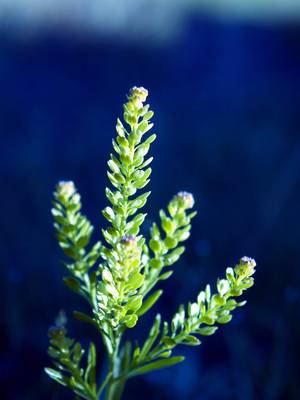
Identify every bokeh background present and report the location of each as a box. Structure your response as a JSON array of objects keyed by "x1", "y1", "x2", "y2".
[{"x1": 1, "y1": 1, "x2": 300, "y2": 399}]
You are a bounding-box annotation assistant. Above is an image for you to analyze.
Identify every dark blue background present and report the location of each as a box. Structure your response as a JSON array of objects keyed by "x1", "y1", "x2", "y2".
[{"x1": 1, "y1": 15, "x2": 300, "y2": 400}]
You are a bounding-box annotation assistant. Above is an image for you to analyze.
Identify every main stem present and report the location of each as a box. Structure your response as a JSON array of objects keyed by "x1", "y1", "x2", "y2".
[{"x1": 104, "y1": 337, "x2": 126, "y2": 400}]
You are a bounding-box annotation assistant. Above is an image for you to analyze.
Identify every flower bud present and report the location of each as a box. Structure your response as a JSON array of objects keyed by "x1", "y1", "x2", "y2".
[
  {"x1": 48, "y1": 324, "x2": 67, "y2": 341},
  {"x1": 55, "y1": 181, "x2": 76, "y2": 201},
  {"x1": 236, "y1": 256, "x2": 256, "y2": 277},
  {"x1": 170, "y1": 191, "x2": 195, "y2": 212},
  {"x1": 128, "y1": 86, "x2": 148, "y2": 108}
]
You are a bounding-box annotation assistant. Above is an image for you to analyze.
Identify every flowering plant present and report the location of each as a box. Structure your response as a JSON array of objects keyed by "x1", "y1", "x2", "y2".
[{"x1": 45, "y1": 87, "x2": 256, "y2": 400}]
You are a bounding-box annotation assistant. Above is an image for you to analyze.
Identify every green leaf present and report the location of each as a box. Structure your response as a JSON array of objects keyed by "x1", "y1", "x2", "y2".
[
  {"x1": 205, "y1": 284, "x2": 211, "y2": 303},
  {"x1": 202, "y1": 316, "x2": 214, "y2": 325},
  {"x1": 127, "y1": 357, "x2": 185, "y2": 378},
  {"x1": 76, "y1": 236, "x2": 90, "y2": 248},
  {"x1": 117, "y1": 136, "x2": 129, "y2": 148},
  {"x1": 157, "y1": 350, "x2": 172, "y2": 358},
  {"x1": 212, "y1": 294, "x2": 226, "y2": 306},
  {"x1": 137, "y1": 290, "x2": 163, "y2": 316},
  {"x1": 85, "y1": 342, "x2": 97, "y2": 391},
  {"x1": 217, "y1": 315, "x2": 232, "y2": 324},
  {"x1": 149, "y1": 239, "x2": 161, "y2": 252},
  {"x1": 163, "y1": 336, "x2": 176, "y2": 348},
  {"x1": 139, "y1": 157, "x2": 153, "y2": 169},
  {"x1": 127, "y1": 295, "x2": 143, "y2": 311},
  {"x1": 108, "y1": 159, "x2": 120, "y2": 173},
  {"x1": 120, "y1": 154, "x2": 133, "y2": 165},
  {"x1": 132, "y1": 179, "x2": 150, "y2": 189},
  {"x1": 126, "y1": 314, "x2": 138, "y2": 328},
  {"x1": 143, "y1": 111, "x2": 154, "y2": 121},
  {"x1": 164, "y1": 253, "x2": 180, "y2": 266},
  {"x1": 138, "y1": 314, "x2": 161, "y2": 361},
  {"x1": 144, "y1": 133, "x2": 156, "y2": 144},
  {"x1": 127, "y1": 273, "x2": 144, "y2": 291},
  {"x1": 102, "y1": 206, "x2": 115, "y2": 222},
  {"x1": 161, "y1": 218, "x2": 173, "y2": 234},
  {"x1": 164, "y1": 237, "x2": 178, "y2": 249},
  {"x1": 62, "y1": 246, "x2": 77, "y2": 259},
  {"x1": 73, "y1": 311, "x2": 98, "y2": 328},
  {"x1": 63, "y1": 277, "x2": 81, "y2": 293},
  {"x1": 107, "y1": 171, "x2": 120, "y2": 188},
  {"x1": 150, "y1": 258, "x2": 164, "y2": 269},
  {"x1": 113, "y1": 172, "x2": 126, "y2": 184},
  {"x1": 184, "y1": 335, "x2": 201, "y2": 346},
  {"x1": 44, "y1": 368, "x2": 69, "y2": 387},
  {"x1": 197, "y1": 326, "x2": 218, "y2": 336},
  {"x1": 159, "y1": 270, "x2": 173, "y2": 280},
  {"x1": 113, "y1": 205, "x2": 125, "y2": 216},
  {"x1": 188, "y1": 302, "x2": 200, "y2": 318},
  {"x1": 229, "y1": 288, "x2": 243, "y2": 296},
  {"x1": 132, "y1": 213, "x2": 147, "y2": 227}
]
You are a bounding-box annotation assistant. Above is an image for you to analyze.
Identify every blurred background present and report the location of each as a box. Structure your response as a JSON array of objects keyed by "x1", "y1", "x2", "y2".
[{"x1": 1, "y1": 1, "x2": 300, "y2": 399}]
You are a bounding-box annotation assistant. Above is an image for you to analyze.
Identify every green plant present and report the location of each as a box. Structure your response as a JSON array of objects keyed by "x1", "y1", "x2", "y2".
[{"x1": 45, "y1": 86, "x2": 256, "y2": 400}]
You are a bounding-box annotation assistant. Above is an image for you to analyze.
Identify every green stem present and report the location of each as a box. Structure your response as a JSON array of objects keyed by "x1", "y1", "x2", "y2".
[
  {"x1": 104, "y1": 335, "x2": 125, "y2": 400},
  {"x1": 104, "y1": 378, "x2": 126, "y2": 400}
]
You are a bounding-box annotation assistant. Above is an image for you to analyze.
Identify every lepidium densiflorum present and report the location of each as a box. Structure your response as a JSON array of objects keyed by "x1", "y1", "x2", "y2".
[{"x1": 46, "y1": 87, "x2": 257, "y2": 400}]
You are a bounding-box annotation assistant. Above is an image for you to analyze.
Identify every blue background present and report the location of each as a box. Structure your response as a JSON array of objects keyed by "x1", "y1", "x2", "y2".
[{"x1": 1, "y1": 11, "x2": 300, "y2": 400}]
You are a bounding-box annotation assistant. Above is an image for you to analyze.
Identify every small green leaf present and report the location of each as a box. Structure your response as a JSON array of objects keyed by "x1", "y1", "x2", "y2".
[
  {"x1": 217, "y1": 315, "x2": 232, "y2": 324},
  {"x1": 159, "y1": 270, "x2": 173, "y2": 280},
  {"x1": 85, "y1": 342, "x2": 96, "y2": 391},
  {"x1": 132, "y1": 213, "x2": 146, "y2": 227},
  {"x1": 217, "y1": 279, "x2": 229, "y2": 296},
  {"x1": 127, "y1": 356, "x2": 185, "y2": 378},
  {"x1": 164, "y1": 237, "x2": 178, "y2": 249},
  {"x1": 132, "y1": 179, "x2": 150, "y2": 189},
  {"x1": 143, "y1": 111, "x2": 154, "y2": 121},
  {"x1": 144, "y1": 133, "x2": 156, "y2": 143},
  {"x1": 149, "y1": 239, "x2": 161, "y2": 252},
  {"x1": 117, "y1": 136, "x2": 129, "y2": 148},
  {"x1": 107, "y1": 227, "x2": 119, "y2": 237},
  {"x1": 188, "y1": 302, "x2": 200, "y2": 318},
  {"x1": 102, "y1": 206, "x2": 115, "y2": 222},
  {"x1": 108, "y1": 159, "x2": 120, "y2": 173},
  {"x1": 184, "y1": 335, "x2": 201, "y2": 345},
  {"x1": 63, "y1": 277, "x2": 81, "y2": 292},
  {"x1": 163, "y1": 336, "x2": 176, "y2": 348},
  {"x1": 197, "y1": 326, "x2": 218, "y2": 336},
  {"x1": 205, "y1": 285, "x2": 211, "y2": 303},
  {"x1": 164, "y1": 253, "x2": 180, "y2": 266},
  {"x1": 127, "y1": 273, "x2": 144, "y2": 291},
  {"x1": 131, "y1": 170, "x2": 145, "y2": 180},
  {"x1": 62, "y1": 246, "x2": 77, "y2": 259},
  {"x1": 161, "y1": 218, "x2": 173, "y2": 234},
  {"x1": 137, "y1": 290, "x2": 163, "y2": 316},
  {"x1": 202, "y1": 316, "x2": 214, "y2": 325},
  {"x1": 213, "y1": 294, "x2": 226, "y2": 306},
  {"x1": 230, "y1": 288, "x2": 243, "y2": 296},
  {"x1": 113, "y1": 172, "x2": 126, "y2": 184},
  {"x1": 120, "y1": 154, "x2": 133, "y2": 165},
  {"x1": 127, "y1": 295, "x2": 143, "y2": 311},
  {"x1": 113, "y1": 205, "x2": 125, "y2": 216},
  {"x1": 150, "y1": 258, "x2": 164, "y2": 269},
  {"x1": 73, "y1": 311, "x2": 98, "y2": 328},
  {"x1": 76, "y1": 236, "x2": 90, "y2": 248},
  {"x1": 44, "y1": 368, "x2": 69, "y2": 387},
  {"x1": 138, "y1": 314, "x2": 161, "y2": 361},
  {"x1": 126, "y1": 314, "x2": 138, "y2": 328},
  {"x1": 107, "y1": 171, "x2": 119, "y2": 188}
]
